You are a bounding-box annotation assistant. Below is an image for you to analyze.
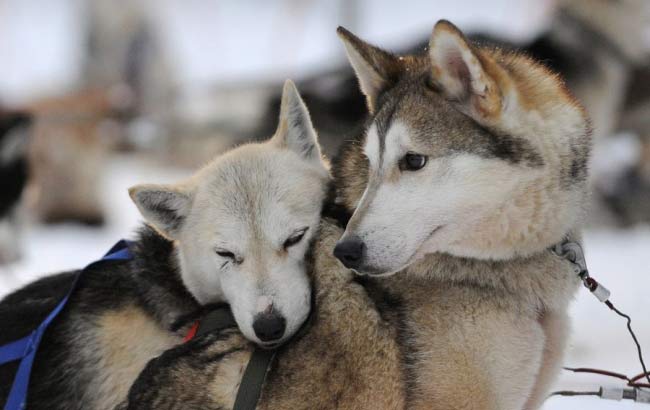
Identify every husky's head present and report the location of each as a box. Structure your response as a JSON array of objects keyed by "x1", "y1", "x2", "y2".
[
  {"x1": 0, "y1": 112, "x2": 32, "y2": 265},
  {"x1": 130, "y1": 81, "x2": 328, "y2": 347},
  {"x1": 333, "y1": 21, "x2": 591, "y2": 276}
]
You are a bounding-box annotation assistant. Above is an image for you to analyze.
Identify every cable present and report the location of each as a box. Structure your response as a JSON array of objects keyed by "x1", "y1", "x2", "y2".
[
  {"x1": 550, "y1": 240, "x2": 650, "y2": 403},
  {"x1": 605, "y1": 300, "x2": 650, "y2": 386},
  {"x1": 563, "y1": 367, "x2": 629, "y2": 381}
]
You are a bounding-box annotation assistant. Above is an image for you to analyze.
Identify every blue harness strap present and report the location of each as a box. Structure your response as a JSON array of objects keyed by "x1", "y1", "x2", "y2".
[{"x1": 0, "y1": 240, "x2": 132, "y2": 410}]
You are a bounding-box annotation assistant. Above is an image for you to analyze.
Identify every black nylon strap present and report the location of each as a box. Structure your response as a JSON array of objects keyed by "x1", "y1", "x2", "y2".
[
  {"x1": 195, "y1": 308, "x2": 237, "y2": 337},
  {"x1": 195, "y1": 307, "x2": 275, "y2": 410},
  {"x1": 233, "y1": 349, "x2": 276, "y2": 410}
]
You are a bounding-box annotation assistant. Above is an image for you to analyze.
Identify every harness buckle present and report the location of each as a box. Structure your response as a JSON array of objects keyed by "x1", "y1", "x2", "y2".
[
  {"x1": 553, "y1": 240, "x2": 588, "y2": 278},
  {"x1": 553, "y1": 239, "x2": 611, "y2": 303}
]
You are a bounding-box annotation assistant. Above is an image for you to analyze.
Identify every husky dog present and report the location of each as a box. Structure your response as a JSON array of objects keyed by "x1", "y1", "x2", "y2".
[
  {"x1": 331, "y1": 20, "x2": 591, "y2": 409},
  {"x1": 120, "y1": 220, "x2": 407, "y2": 410},
  {"x1": 122, "y1": 20, "x2": 591, "y2": 410},
  {"x1": 0, "y1": 111, "x2": 32, "y2": 264},
  {"x1": 0, "y1": 81, "x2": 326, "y2": 410},
  {"x1": 129, "y1": 81, "x2": 327, "y2": 346}
]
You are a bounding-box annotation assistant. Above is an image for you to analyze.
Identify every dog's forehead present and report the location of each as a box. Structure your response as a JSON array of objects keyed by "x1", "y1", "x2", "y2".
[
  {"x1": 364, "y1": 83, "x2": 469, "y2": 162},
  {"x1": 365, "y1": 80, "x2": 544, "y2": 168},
  {"x1": 195, "y1": 150, "x2": 323, "y2": 233}
]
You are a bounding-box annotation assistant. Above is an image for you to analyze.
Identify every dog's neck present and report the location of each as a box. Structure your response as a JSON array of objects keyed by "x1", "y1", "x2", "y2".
[
  {"x1": 129, "y1": 226, "x2": 201, "y2": 330},
  {"x1": 396, "y1": 242, "x2": 580, "y2": 312}
]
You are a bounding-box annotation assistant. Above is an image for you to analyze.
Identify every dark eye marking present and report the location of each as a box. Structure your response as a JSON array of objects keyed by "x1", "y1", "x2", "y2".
[
  {"x1": 399, "y1": 152, "x2": 428, "y2": 171},
  {"x1": 283, "y1": 227, "x2": 308, "y2": 249}
]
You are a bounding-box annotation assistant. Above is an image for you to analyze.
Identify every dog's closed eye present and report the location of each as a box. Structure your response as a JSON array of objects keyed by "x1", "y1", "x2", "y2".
[
  {"x1": 283, "y1": 227, "x2": 308, "y2": 249},
  {"x1": 215, "y1": 249, "x2": 235, "y2": 258},
  {"x1": 215, "y1": 248, "x2": 242, "y2": 263}
]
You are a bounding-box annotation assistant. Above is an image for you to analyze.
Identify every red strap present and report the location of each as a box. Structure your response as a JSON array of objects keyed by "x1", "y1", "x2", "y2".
[{"x1": 183, "y1": 321, "x2": 200, "y2": 343}]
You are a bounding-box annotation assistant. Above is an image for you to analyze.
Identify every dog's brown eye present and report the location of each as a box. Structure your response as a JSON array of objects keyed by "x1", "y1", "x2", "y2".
[
  {"x1": 401, "y1": 153, "x2": 428, "y2": 171},
  {"x1": 283, "y1": 228, "x2": 308, "y2": 249}
]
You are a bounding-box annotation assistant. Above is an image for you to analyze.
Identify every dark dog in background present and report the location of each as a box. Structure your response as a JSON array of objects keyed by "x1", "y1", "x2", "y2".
[{"x1": 0, "y1": 111, "x2": 32, "y2": 265}]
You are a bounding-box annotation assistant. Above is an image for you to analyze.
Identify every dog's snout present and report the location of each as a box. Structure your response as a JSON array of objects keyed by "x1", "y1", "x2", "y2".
[
  {"x1": 252, "y1": 312, "x2": 286, "y2": 342},
  {"x1": 334, "y1": 237, "x2": 365, "y2": 269}
]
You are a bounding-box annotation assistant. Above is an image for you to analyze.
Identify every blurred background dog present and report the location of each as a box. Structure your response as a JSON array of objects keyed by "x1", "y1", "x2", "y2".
[{"x1": 0, "y1": 110, "x2": 32, "y2": 264}]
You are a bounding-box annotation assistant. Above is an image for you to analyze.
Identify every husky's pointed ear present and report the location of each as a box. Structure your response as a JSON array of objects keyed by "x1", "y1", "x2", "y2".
[
  {"x1": 273, "y1": 80, "x2": 323, "y2": 166},
  {"x1": 429, "y1": 20, "x2": 502, "y2": 121},
  {"x1": 337, "y1": 27, "x2": 401, "y2": 113},
  {"x1": 129, "y1": 184, "x2": 193, "y2": 239}
]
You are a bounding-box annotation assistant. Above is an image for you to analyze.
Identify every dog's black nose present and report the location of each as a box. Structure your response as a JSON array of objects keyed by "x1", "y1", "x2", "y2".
[
  {"x1": 253, "y1": 312, "x2": 286, "y2": 342},
  {"x1": 333, "y1": 237, "x2": 365, "y2": 269}
]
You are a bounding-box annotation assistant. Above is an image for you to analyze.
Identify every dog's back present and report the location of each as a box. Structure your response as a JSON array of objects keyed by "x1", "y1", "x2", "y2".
[{"x1": 0, "y1": 229, "x2": 195, "y2": 410}]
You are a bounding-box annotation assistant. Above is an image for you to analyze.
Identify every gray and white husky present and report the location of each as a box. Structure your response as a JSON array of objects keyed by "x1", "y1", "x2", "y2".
[
  {"x1": 129, "y1": 80, "x2": 328, "y2": 346},
  {"x1": 0, "y1": 81, "x2": 328, "y2": 410}
]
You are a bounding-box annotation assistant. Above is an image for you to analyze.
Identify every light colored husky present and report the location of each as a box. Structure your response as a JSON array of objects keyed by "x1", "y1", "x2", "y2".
[
  {"x1": 129, "y1": 80, "x2": 328, "y2": 347},
  {"x1": 0, "y1": 81, "x2": 328, "y2": 410},
  {"x1": 122, "y1": 20, "x2": 592, "y2": 410}
]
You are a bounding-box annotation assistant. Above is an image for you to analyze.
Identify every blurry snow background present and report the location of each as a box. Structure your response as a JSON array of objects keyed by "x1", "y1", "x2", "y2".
[{"x1": 0, "y1": 0, "x2": 649, "y2": 408}]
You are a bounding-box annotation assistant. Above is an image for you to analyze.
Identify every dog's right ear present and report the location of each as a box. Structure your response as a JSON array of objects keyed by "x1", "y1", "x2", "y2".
[
  {"x1": 337, "y1": 27, "x2": 401, "y2": 113},
  {"x1": 129, "y1": 184, "x2": 193, "y2": 239},
  {"x1": 273, "y1": 80, "x2": 325, "y2": 169}
]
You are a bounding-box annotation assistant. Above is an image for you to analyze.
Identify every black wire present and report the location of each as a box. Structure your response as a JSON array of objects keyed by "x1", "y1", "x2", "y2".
[
  {"x1": 550, "y1": 390, "x2": 600, "y2": 397},
  {"x1": 606, "y1": 300, "x2": 650, "y2": 386}
]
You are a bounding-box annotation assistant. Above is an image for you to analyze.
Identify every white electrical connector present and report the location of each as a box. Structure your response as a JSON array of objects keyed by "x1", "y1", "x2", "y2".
[
  {"x1": 591, "y1": 281, "x2": 611, "y2": 303},
  {"x1": 600, "y1": 387, "x2": 624, "y2": 400},
  {"x1": 597, "y1": 387, "x2": 650, "y2": 404},
  {"x1": 637, "y1": 389, "x2": 650, "y2": 404}
]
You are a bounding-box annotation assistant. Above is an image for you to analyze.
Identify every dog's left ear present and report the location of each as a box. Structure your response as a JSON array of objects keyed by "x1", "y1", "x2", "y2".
[
  {"x1": 429, "y1": 20, "x2": 502, "y2": 122},
  {"x1": 273, "y1": 80, "x2": 324, "y2": 168},
  {"x1": 129, "y1": 183, "x2": 194, "y2": 239}
]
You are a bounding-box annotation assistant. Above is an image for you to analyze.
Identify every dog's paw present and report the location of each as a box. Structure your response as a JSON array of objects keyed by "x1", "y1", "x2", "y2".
[{"x1": 123, "y1": 329, "x2": 252, "y2": 410}]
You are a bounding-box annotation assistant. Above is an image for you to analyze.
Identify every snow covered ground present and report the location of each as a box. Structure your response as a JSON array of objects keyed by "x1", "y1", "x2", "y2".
[{"x1": 1, "y1": 154, "x2": 649, "y2": 409}]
